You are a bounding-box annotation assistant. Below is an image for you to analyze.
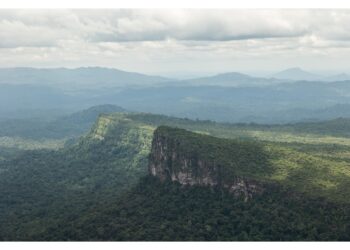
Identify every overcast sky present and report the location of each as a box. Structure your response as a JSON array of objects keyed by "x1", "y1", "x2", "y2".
[{"x1": 1, "y1": 9, "x2": 350, "y2": 77}]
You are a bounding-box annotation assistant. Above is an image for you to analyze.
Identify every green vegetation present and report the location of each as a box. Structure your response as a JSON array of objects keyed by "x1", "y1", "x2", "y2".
[
  {"x1": 124, "y1": 112, "x2": 350, "y2": 144},
  {"x1": 152, "y1": 126, "x2": 350, "y2": 203},
  {"x1": 56, "y1": 176, "x2": 349, "y2": 241},
  {"x1": 0, "y1": 104, "x2": 125, "y2": 161},
  {"x1": 1, "y1": 111, "x2": 350, "y2": 240},
  {"x1": 0, "y1": 136, "x2": 66, "y2": 150},
  {"x1": 0, "y1": 116, "x2": 152, "y2": 240}
]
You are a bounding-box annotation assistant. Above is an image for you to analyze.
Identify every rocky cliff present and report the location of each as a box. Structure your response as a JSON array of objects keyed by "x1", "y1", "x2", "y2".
[{"x1": 149, "y1": 126, "x2": 266, "y2": 201}]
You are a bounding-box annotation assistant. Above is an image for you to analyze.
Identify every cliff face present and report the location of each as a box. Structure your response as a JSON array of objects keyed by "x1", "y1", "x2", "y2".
[{"x1": 149, "y1": 126, "x2": 264, "y2": 201}]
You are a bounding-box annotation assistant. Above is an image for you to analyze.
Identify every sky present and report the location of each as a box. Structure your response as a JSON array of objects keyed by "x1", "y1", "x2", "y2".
[{"x1": 1, "y1": 9, "x2": 350, "y2": 78}]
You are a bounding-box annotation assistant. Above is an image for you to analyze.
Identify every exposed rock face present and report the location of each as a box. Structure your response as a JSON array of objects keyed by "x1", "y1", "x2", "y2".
[{"x1": 148, "y1": 127, "x2": 264, "y2": 201}]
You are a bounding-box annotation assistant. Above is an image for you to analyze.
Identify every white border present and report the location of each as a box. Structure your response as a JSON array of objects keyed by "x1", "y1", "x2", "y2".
[{"x1": 1, "y1": 0, "x2": 350, "y2": 8}]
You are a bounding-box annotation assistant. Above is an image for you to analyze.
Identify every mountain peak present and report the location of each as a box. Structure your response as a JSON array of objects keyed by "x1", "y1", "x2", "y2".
[
  {"x1": 214, "y1": 72, "x2": 252, "y2": 78},
  {"x1": 283, "y1": 67, "x2": 304, "y2": 72},
  {"x1": 272, "y1": 67, "x2": 320, "y2": 81}
]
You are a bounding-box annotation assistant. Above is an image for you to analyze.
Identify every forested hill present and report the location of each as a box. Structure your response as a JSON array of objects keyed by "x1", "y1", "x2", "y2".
[
  {"x1": 0, "y1": 111, "x2": 350, "y2": 240},
  {"x1": 66, "y1": 113, "x2": 350, "y2": 203}
]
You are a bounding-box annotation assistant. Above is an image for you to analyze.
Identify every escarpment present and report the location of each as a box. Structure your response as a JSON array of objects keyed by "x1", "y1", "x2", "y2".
[{"x1": 148, "y1": 126, "x2": 270, "y2": 201}]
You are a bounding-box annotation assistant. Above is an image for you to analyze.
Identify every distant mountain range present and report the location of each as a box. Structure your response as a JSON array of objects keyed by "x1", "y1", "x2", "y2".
[
  {"x1": 1, "y1": 66, "x2": 350, "y2": 124},
  {"x1": 271, "y1": 67, "x2": 350, "y2": 82},
  {"x1": 180, "y1": 72, "x2": 282, "y2": 87},
  {"x1": 0, "y1": 67, "x2": 171, "y2": 90},
  {"x1": 1, "y1": 67, "x2": 349, "y2": 91}
]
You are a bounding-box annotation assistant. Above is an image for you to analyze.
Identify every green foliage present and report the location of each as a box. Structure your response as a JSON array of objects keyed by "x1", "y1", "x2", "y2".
[
  {"x1": 0, "y1": 136, "x2": 66, "y2": 150},
  {"x1": 1, "y1": 111, "x2": 350, "y2": 240},
  {"x1": 123, "y1": 112, "x2": 350, "y2": 145},
  {"x1": 0, "y1": 105, "x2": 125, "y2": 161},
  {"x1": 0, "y1": 118, "x2": 152, "y2": 240},
  {"x1": 268, "y1": 117, "x2": 350, "y2": 138},
  {"x1": 23, "y1": 176, "x2": 350, "y2": 241},
  {"x1": 151, "y1": 125, "x2": 350, "y2": 203}
]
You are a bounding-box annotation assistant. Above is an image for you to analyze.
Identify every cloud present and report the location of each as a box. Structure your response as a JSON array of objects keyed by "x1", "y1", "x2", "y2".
[
  {"x1": 1, "y1": 9, "x2": 350, "y2": 46},
  {"x1": 85, "y1": 10, "x2": 312, "y2": 42},
  {"x1": 0, "y1": 9, "x2": 338, "y2": 47},
  {"x1": 1, "y1": 9, "x2": 350, "y2": 75}
]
